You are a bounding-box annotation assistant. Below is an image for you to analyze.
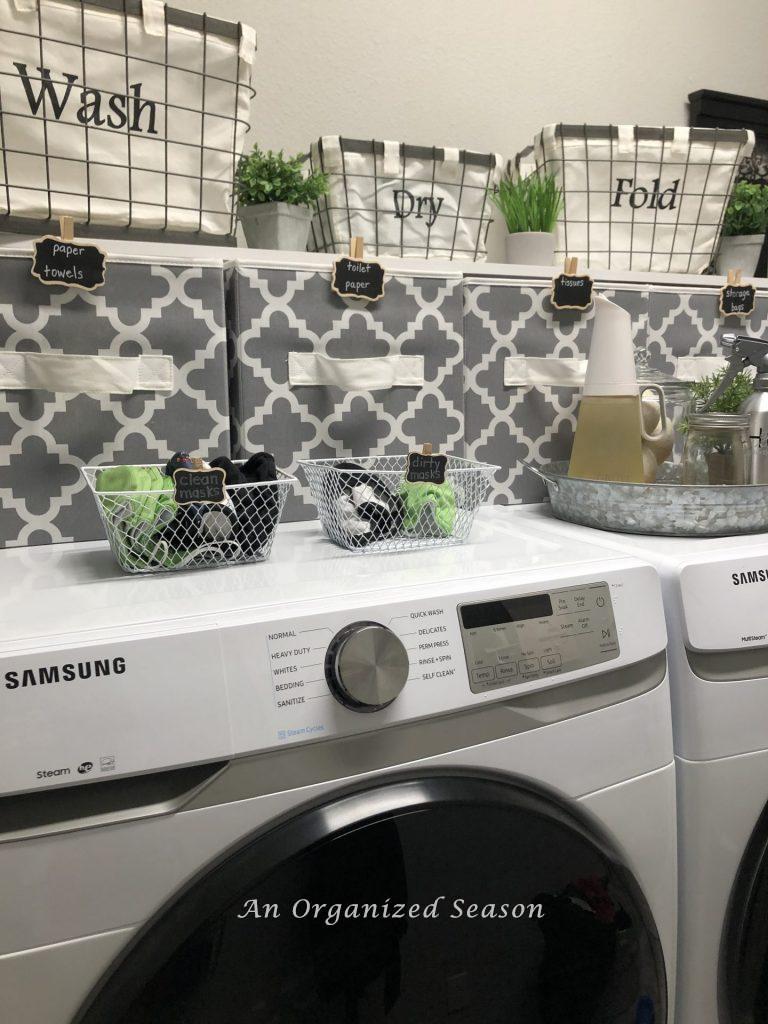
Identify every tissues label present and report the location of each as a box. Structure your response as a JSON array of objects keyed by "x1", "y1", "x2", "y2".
[{"x1": 551, "y1": 273, "x2": 594, "y2": 311}]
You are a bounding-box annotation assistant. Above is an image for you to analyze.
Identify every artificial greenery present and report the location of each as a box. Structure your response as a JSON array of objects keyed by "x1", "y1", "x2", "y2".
[
  {"x1": 235, "y1": 145, "x2": 329, "y2": 208},
  {"x1": 489, "y1": 173, "x2": 562, "y2": 234},
  {"x1": 682, "y1": 367, "x2": 754, "y2": 428},
  {"x1": 722, "y1": 182, "x2": 768, "y2": 237}
]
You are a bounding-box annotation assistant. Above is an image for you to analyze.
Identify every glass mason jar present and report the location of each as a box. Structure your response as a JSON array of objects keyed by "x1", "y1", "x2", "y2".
[
  {"x1": 637, "y1": 368, "x2": 694, "y2": 465},
  {"x1": 682, "y1": 413, "x2": 751, "y2": 485}
]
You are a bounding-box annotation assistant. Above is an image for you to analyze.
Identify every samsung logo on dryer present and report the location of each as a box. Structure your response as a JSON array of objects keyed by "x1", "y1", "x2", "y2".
[
  {"x1": 5, "y1": 657, "x2": 126, "y2": 690},
  {"x1": 732, "y1": 569, "x2": 768, "y2": 586}
]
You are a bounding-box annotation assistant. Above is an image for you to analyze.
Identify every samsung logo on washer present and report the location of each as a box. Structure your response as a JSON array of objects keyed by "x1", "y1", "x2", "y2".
[
  {"x1": 732, "y1": 569, "x2": 768, "y2": 586},
  {"x1": 4, "y1": 658, "x2": 126, "y2": 690}
]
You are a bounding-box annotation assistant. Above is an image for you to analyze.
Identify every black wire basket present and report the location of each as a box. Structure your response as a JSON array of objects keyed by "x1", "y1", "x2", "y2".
[
  {"x1": 514, "y1": 124, "x2": 754, "y2": 273},
  {"x1": 0, "y1": 0, "x2": 256, "y2": 241},
  {"x1": 306, "y1": 136, "x2": 503, "y2": 260}
]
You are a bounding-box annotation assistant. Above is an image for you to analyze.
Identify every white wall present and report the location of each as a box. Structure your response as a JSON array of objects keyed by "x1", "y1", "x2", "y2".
[
  {"x1": 181, "y1": 0, "x2": 768, "y2": 155},
  {"x1": 179, "y1": 0, "x2": 768, "y2": 257}
]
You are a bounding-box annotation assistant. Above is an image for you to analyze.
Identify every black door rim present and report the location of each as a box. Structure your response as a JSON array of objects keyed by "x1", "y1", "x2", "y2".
[{"x1": 74, "y1": 767, "x2": 668, "y2": 1023}]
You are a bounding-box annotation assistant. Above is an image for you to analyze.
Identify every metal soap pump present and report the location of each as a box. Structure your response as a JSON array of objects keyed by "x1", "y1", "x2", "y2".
[{"x1": 703, "y1": 333, "x2": 768, "y2": 483}]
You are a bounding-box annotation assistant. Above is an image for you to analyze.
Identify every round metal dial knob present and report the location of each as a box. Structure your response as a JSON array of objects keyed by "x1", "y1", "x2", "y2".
[{"x1": 325, "y1": 621, "x2": 409, "y2": 712}]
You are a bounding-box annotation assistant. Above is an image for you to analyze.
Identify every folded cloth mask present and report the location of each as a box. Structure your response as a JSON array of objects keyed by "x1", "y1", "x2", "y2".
[
  {"x1": 95, "y1": 465, "x2": 180, "y2": 568},
  {"x1": 399, "y1": 479, "x2": 457, "y2": 538},
  {"x1": 228, "y1": 452, "x2": 280, "y2": 557},
  {"x1": 328, "y1": 462, "x2": 406, "y2": 546}
]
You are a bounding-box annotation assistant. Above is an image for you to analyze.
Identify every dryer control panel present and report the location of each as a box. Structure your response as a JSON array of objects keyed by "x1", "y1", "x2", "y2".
[{"x1": 459, "y1": 583, "x2": 619, "y2": 692}]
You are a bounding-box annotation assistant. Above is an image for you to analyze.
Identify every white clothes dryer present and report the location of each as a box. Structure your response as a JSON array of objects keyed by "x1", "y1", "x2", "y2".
[{"x1": 513, "y1": 502, "x2": 768, "y2": 1024}]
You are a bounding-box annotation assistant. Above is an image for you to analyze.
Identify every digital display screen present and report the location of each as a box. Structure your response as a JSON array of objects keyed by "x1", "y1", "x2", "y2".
[{"x1": 460, "y1": 593, "x2": 553, "y2": 631}]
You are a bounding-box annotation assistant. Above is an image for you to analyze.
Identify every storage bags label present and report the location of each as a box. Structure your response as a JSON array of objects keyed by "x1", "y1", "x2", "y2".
[
  {"x1": 519, "y1": 124, "x2": 754, "y2": 273},
  {"x1": 0, "y1": 0, "x2": 256, "y2": 235},
  {"x1": 307, "y1": 136, "x2": 503, "y2": 260},
  {"x1": 0, "y1": 253, "x2": 230, "y2": 546},
  {"x1": 227, "y1": 261, "x2": 465, "y2": 521}
]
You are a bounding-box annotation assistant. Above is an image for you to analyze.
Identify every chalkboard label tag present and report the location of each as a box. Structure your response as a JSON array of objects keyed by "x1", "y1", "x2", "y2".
[
  {"x1": 31, "y1": 236, "x2": 107, "y2": 292},
  {"x1": 173, "y1": 467, "x2": 226, "y2": 505},
  {"x1": 551, "y1": 272, "x2": 594, "y2": 310},
  {"x1": 331, "y1": 256, "x2": 385, "y2": 302},
  {"x1": 719, "y1": 282, "x2": 756, "y2": 318},
  {"x1": 406, "y1": 452, "x2": 447, "y2": 485}
]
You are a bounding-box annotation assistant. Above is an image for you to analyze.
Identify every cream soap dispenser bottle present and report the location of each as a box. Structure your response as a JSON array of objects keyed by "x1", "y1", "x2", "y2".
[{"x1": 569, "y1": 294, "x2": 668, "y2": 483}]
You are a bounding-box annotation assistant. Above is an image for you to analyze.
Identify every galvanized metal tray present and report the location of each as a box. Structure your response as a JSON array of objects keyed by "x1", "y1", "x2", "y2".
[{"x1": 526, "y1": 461, "x2": 768, "y2": 537}]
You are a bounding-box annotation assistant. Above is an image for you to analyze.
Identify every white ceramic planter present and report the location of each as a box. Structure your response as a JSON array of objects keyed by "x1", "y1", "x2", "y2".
[
  {"x1": 504, "y1": 231, "x2": 556, "y2": 267},
  {"x1": 239, "y1": 201, "x2": 314, "y2": 251},
  {"x1": 715, "y1": 233, "x2": 764, "y2": 277}
]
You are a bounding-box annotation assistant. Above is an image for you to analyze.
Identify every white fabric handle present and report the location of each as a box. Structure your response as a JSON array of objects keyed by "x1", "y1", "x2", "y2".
[
  {"x1": 504, "y1": 357, "x2": 587, "y2": 387},
  {"x1": 289, "y1": 352, "x2": 424, "y2": 391},
  {"x1": 239, "y1": 23, "x2": 257, "y2": 64},
  {"x1": 321, "y1": 135, "x2": 343, "y2": 171},
  {"x1": 442, "y1": 147, "x2": 460, "y2": 167},
  {"x1": 676, "y1": 356, "x2": 728, "y2": 381},
  {"x1": 670, "y1": 126, "x2": 689, "y2": 158},
  {"x1": 504, "y1": 354, "x2": 723, "y2": 387},
  {"x1": 142, "y1": 0, "x2": 165, "y2": 36},
  {"x1": 382, "y1": 140, "x2": 401, "y2": 178},
  {"x1": 0, "y1": 352, "x2": 174, "y2": 394},
  {"x1": 617, "y1": 125, "x2": 636, "y2": 158}
]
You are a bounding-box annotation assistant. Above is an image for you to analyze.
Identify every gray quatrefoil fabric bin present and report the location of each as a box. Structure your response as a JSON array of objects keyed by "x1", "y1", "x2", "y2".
[
  {"x1": 463, "y1": 275, "x2": 768, "y2": 506},
  {"x1": 463, "y1": 276, "x2": 649, "y2": 506},
  {"x1": 0, "y1": 251, "x2": 230, "y2": 547},
  {"x1": 227, "y1": 259, "x2": 465, "y2": 521}
]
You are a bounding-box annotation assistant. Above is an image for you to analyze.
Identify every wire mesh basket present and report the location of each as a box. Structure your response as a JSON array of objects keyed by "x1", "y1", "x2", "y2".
[
  {"x1": 306, "y1": 136, "x2": 503, "y2": 260},
  {"x1": 299, "y1": 455, "x2": 497, "y2": 554},
  {"x1": 0, "y1": 0, "x2": 256, "y2": 240},
  {"x1": 514, "y1": 124, "x2": 754, "y2": 272},
  {"x1": 82, "y1": 463, "x2": 294, "y2": 574}
]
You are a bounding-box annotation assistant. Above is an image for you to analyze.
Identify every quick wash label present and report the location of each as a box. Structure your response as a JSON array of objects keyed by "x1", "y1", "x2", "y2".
[{"x1": 0, "y1": 631, "x2": 231, "y2": 796}]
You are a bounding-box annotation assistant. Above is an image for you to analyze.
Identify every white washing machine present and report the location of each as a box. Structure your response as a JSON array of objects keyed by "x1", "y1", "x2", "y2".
[
  {"x1": 513, "y1": 502, "x2": 768, "y2": 1024},
  {"x1": 0, "y1": 508, "x2": 675, "y2": 1024}
]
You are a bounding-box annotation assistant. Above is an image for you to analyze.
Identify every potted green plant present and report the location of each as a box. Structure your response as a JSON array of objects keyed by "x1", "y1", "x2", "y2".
[
  {"x1": 716, "y1": 182, "x2": 768, "y2": 277},
  {"x1": 235, "y1": 145, "x2": 329, "y2": 251},
  {"x1": 489, "y1": 173, "x2": 562, "y2": 265}
]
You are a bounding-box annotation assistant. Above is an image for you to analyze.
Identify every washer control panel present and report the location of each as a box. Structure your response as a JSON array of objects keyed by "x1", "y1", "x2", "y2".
[{"x1": 459, "y1": 583, "x2": 619, "y2": 693}]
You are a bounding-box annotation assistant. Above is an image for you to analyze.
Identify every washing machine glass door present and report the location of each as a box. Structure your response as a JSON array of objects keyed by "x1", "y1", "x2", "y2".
[
  {"x1": 77, "y1": 774, "x2": 666, "y2": 1024},
  {"x1": 722, "y1": 801, "x2": 768, "y2": 1022}
]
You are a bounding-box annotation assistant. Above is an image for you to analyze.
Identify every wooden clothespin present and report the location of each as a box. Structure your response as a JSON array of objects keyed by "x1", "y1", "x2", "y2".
[
  {"x1": 421, "y1": 443, "x2": 433, "y2": 456},
  {"x1": 727, "y1": 268, "x2": 743, "y2": 286},
  {"x1": 564, "y1": 256, "x2": 578, "y2": 275},
  {"x1": 58, "y1": 216, "x2": 74, "y2": 242},
  {"x1": 190, "y1": 456, "x2": 204, "y2": 470},
  {"x1": 349, "y1": 236, "x2": 364, "y2": 260}
]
